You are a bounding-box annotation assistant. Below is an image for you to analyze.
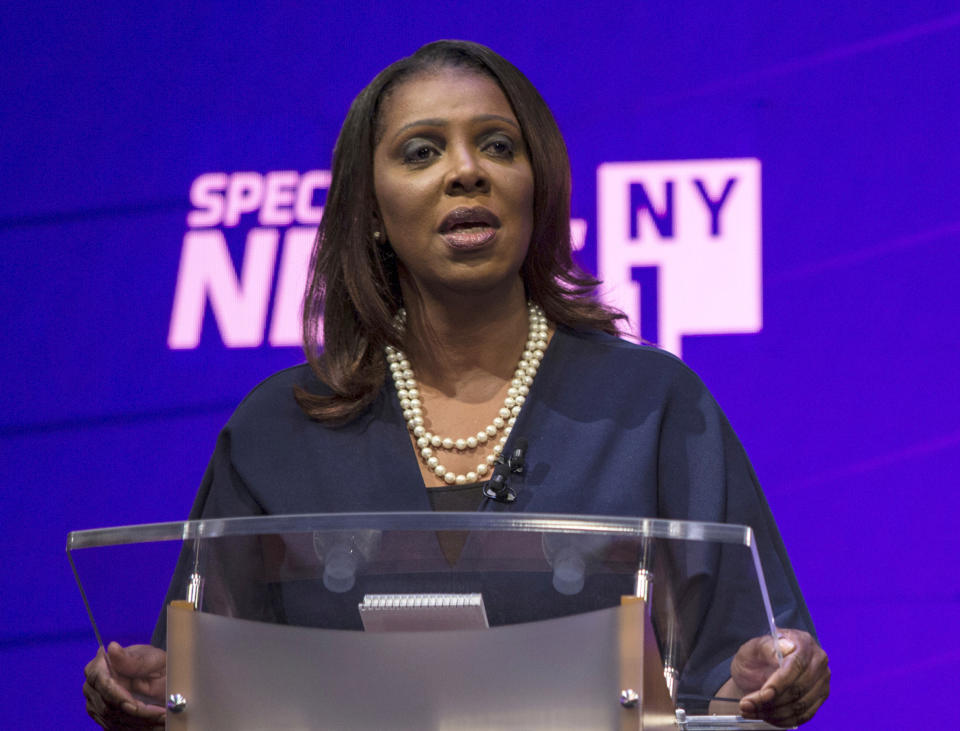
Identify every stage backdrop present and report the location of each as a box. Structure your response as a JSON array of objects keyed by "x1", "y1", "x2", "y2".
[{"x1": 2, "y1": 3, "x2": 958, "y2": 728}]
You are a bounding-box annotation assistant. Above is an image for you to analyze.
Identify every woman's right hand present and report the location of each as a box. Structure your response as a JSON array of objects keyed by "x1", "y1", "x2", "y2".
[{"x1": 83, "y1": 642, "x2": 167, "y2": 729}]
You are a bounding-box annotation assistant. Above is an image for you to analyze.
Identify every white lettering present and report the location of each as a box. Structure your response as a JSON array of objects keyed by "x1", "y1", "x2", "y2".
[
  {"x1": 167, "y1": 228, "x2": 279, "y2": 348},
  {"x1": 268, "y1": 227, "x2": 316, "y2": 346},
  {"x1": 186, "y1": 172, "x2": 227, "y2": 228},
  {"x1": 570, "y1": 218, "x2": 587, "y2": 251},
  {"x1": 173, "y1": 164, "x2": 760, "y2": 356},
  {"x1": 260, "y1": 170, "x2": 299, "y2": 227},
  {"x1": 294, "y1": 170, "x2": 330, "y2": 224},
  {"x1": 223, "y1": 172, "x2": 265, "y2": 227}
]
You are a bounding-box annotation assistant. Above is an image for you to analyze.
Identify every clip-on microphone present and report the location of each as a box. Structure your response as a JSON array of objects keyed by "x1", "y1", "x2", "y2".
[{"x1": 483, "y1": 438, "x2": 528, "y2": 503}]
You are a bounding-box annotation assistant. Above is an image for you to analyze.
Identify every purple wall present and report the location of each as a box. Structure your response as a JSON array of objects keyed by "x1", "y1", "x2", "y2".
[{"x1": 2, "y1": 3, "x2": 959, "y2": 727}]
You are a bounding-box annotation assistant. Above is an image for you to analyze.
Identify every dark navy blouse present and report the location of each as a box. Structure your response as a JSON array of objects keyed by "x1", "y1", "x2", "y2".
[{"x1": 162, "y1": 326, "x2": 815, "y2": 701}]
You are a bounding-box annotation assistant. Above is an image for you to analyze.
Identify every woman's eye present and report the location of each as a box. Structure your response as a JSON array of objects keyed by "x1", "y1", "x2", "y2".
[
  {"x1": 401, "y1": 142, "x2": 439, "y2": 164},
  {"x1": 485, "y1": 137, "x2": 515, "y2": 158}
]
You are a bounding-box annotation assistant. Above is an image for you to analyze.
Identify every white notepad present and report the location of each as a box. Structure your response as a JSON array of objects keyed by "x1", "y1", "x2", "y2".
[{"x1": 359, "y1": 593, "x2": 489, "y2": 632}]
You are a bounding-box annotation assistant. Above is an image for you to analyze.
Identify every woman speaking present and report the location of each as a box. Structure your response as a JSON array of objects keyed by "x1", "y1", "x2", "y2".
[{"x1": 84, "y1": 40, "x2": 829, "y2": 728}]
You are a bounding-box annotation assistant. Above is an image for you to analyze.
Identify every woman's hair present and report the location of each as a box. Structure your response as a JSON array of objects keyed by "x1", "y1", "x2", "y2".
[{"x1": 296, "y1": 39, "x2": 623, "y2": 423}]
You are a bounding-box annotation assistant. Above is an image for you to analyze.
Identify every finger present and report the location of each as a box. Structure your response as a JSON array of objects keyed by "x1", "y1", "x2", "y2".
[
  {"x1": 87, "y1": 652, "x2": 138, "y2": 710},
  {"x1": 776, "y1": 628, "x2": 823, "y2": 665},
  {"x1": 88, "y1": 669, "x2": 165, "y2": 720},
  {"x1": 85, "y1": 681, "x2": 165, "y2": 729},
  {"x1": 740, "y1": 650, "x2": 808, "y2": 711},
  {"x1": 110, "y1": 645, "x2": 167, "y2": 701},
  {"x1": 740, "y1": 654, "x2": 806, "y2": 718},
  {"x1": 108, "y1": 643, "x2": 166, "y2": 678},
  {"x1": 82, "y1": 678, "x2": 106, "y2": 718},
  {"x1": 88, "y1": 673, "x2": 137, "y2": 714},
  {"x1": 741, "y1": 634, "x2": 829, "y2": 725},
  {"x1": 124, "y1": 699, "x2": 167, "y2": 719},
  {"x1": 762, "y1": 639, "x2": 828, "y2": 705},
  {"x1": 763, "y1": 649, "x2": 828, "y2": 708},
  {"x1": 730, "y1": 635, "x2": 783, "y2": 693},
  {"x1": 768, "y1": 693, "x2": 827, "y2": 727},
  {"x1": 765, "y1": 636, "x2": 815, "y2": 692},
  {"x1": 776, "y1": 635, "x2": 797, "y2": 657},
  {"x1": 130, "y1": 675, "x2": 167, "y2": 701},
  {"x1": 743, "y1": 654, "x2": 829, "y2": 725},
  {"x1": 757, "y1": 652, "x2": 830, "y2": 717},
  {"x1": 760, "y1": 674, "x2": 830, "y2": 727}
]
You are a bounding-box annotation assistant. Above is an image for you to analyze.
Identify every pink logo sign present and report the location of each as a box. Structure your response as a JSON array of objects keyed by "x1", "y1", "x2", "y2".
[
  {"x1": 597, "y1": 159, "x2": 762, "y2": 356},
  {"x1": 168, "y1": 161, "x2": 761, "y2": 357}
]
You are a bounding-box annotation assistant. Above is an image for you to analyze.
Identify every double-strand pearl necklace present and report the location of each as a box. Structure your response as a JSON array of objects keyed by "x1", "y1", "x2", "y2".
[{"x1": 386, "y1": 303, "x2": 548, "y2": 485}]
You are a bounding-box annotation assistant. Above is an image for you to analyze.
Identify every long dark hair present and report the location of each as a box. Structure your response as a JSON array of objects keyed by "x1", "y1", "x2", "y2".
[{"x1": 296, "y1": 40, "x2": 623, "y2": 423}]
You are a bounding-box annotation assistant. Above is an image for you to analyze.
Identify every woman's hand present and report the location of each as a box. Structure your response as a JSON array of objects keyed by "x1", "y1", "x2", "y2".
[
  {"x1": 733, "y1": 628, "x2": 830, "y2": 727},
  {"x1": 83, "y1": 642, "x2": 167, "y2": 730}
]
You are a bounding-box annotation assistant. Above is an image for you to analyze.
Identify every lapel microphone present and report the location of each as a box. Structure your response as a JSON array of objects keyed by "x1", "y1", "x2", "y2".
[{"x1": 483, "y1": 438, "x2": 528, "y2": 503}]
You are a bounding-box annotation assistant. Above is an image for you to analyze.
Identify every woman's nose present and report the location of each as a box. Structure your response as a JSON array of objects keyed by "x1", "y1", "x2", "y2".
[{"x1": 444, "y1": 145, "x2": 489, "y2": 195}]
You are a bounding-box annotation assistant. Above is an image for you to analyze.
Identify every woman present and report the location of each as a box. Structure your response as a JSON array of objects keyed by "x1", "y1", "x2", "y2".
[{"x1": 84, "y1": 40, "x2": 829, "y2": 728}]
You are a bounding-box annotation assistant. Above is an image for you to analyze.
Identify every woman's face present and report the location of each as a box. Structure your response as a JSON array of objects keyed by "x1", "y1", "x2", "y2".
[{"x1": 373, "y1": 67, "x2": 534, "y2": 301}]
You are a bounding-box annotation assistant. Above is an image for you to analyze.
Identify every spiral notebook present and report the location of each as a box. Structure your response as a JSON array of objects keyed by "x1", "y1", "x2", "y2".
[{"x1": 359, "y1": 593, "x2": 489, "y2": 632}]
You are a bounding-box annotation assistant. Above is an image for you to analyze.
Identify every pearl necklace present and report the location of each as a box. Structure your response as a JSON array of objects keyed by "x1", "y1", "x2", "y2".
[{"x1": 386, "y1": 303, "x2": 548, "y2": 485}]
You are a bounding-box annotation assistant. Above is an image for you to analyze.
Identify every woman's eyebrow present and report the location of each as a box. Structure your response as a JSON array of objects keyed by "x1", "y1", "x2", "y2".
[
  {"x1": 390, "y1": 114, "x2": 520, "y2": 143},
  {"x1": 472, "y1": 114, "x2": 520, "y2": 129}
]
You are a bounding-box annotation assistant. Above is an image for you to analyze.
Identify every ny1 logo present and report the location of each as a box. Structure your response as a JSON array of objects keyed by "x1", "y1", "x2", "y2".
[
  {"x1": 598, "y1": 159, "x2": 761, "y2": 356},
  {"x1": 169, "y1": 159, "x2": 761, "y2": 358}
]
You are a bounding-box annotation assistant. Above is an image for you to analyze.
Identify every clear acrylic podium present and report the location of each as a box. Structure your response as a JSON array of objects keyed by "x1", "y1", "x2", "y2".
[{"x1": 68, "y1": 513, "x2": 789, "y2": 730}]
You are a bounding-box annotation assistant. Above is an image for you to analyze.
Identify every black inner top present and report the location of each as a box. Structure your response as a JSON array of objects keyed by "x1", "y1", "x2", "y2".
[
  {"x1": 427, "y1": 483, "x2": 485, "y2": 565},
  {"x1": 426, "y1": 482, "x2": 485, "y2": 512}
]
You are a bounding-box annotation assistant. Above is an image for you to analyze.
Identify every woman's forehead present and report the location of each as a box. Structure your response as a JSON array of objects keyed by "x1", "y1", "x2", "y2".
[{"x1": 377, "y1": 68, "x2": 517, "y2": 138}]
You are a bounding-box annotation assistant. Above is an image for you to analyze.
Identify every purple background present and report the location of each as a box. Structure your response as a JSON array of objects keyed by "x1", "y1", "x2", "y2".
[{"x1": 2, "y1": 3, "x2": 959, "y2": 727}]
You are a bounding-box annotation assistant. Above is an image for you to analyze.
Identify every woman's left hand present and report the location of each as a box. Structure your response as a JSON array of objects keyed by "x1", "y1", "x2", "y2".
[{"x1": 733, "y1": 628, "x2": 830, "y2": 727}]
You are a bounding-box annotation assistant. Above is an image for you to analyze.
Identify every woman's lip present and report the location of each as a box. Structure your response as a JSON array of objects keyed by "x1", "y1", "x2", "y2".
[
  {"x1": 439, "y1": 206, "x2": 501, "y2": 232},
  {"x1": 441, "y1": 226, "x2": 497, "y2": 250}
]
